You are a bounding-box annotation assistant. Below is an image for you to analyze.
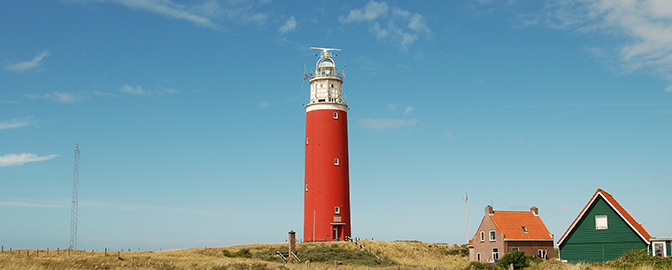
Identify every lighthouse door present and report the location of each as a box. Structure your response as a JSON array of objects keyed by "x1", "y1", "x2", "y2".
[{"x1": 333, "y1": 226, "x2": 339, "y2": 241}]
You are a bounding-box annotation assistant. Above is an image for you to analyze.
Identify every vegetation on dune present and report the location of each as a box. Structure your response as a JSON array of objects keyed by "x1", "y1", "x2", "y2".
[
  {"x1": 1, "y1": 242, "x2": 670, "y2": 270},
  {"x1": 295, "y1": 242, "x2": 395, "y2": 266}
]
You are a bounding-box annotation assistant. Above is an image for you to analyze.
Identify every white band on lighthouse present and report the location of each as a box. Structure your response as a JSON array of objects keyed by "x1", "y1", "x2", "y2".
[{"x1": 305, "y1": 103, "x2": 348, "y2": 112}]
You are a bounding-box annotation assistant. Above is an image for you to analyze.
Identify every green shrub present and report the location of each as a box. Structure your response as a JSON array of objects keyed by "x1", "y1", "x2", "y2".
[
  {"x1": 222, "y1": 249, "x2": 253, "y2": 259},
  {"x1": 465, "y1": 261, "x2": 499, "y2": 270},
  {"x1": 294, "y1": 243, "x2": 395, "y2": 266},
  {"x1": 497, "y1": 250, "x2": 529, "y2": 269}
]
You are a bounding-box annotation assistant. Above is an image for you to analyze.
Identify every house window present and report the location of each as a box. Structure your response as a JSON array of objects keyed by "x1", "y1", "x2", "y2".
[
  {"x1": 538, "y1": 249, "x2": 547, "y2": 259},
  {"x1": 333, "y1": 112, "x2": 338, "y2": 119},
  {"x1": 596, "y1": 215, "x2": 608, "y2": 230},
  {"x1": 492, "y1": 248, "x2": 499, "y2": 261},
  {"x1": 489, "y1": 230, "x2": 496, "y2": 241},
  {"x1": 522, "y1": 226, "x2": 528, "y2": 233},
  {"x1": 334, "y1": 158, "x2": 339, "y2": 165},
  {"x1": 511, "y1": 247, "x2": 519, "y2": 251},
  {"x1": 480, "y1": 231, "x2": 485, "y2": 242},
  {"x1": 335, "y1": 206, "x2": 340, "y2": 214},
  {"x1": 476, "y1": 253, "x2": 481, "y2": 262}
]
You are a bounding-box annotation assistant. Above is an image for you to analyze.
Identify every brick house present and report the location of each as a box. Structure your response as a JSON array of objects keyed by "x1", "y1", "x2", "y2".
[{"x1": 469, "y1": 206, "x2": 554, "y2": 263}]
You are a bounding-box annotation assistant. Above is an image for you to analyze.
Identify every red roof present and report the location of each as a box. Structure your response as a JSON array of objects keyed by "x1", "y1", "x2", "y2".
[
  {"x1": 490, "y1": 210, "x2": 553, "y2": 241},
  {"x1": 557, "y1": 188, "x2": 651, "y2": 245}
]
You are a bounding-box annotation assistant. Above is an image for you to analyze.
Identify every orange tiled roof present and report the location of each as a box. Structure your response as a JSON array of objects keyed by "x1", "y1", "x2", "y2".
[
  {"x1": 557, "y1": 188, "x2": 651, "y2": 245},
  {"x1": 490, "y1": 210, "x2": 553, "y2": 240}
]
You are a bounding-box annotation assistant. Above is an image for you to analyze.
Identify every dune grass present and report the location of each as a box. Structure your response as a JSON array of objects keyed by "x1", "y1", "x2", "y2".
[{"x1": 1, "y1": 242, "x2": 668, "y2": 270}]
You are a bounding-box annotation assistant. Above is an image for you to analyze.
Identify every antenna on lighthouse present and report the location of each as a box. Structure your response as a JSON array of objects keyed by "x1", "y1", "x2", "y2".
[{"x1": 310, "y1": 47, "x2": 340, "y2": 58}]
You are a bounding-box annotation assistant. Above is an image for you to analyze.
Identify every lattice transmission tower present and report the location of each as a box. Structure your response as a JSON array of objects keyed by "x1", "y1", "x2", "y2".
[{"x1": 70, "y1": 144, "x2": 79, "y2": 250}]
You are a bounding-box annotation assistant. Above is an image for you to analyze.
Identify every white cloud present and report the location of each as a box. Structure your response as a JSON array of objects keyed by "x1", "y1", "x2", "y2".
[
  {"x1": 0, "y1": 201, "x2": 65, "y2": 208},
  {"x1": 25, "y1": 92, "x2": 84, "y2": 103},
  {"x1": 0, "y1": 117, "x2": 34, "y2": 130},
  {"x1": 120, "y1": 85, "x2": 179, "y2": 96},
  {"x1": 120, "y1": 85, "x2": 146, "y2": 95},
  {"x1": 72, "y1": 0, "x2": 270, "y2": 29},
  {"x1": 339, "y1": 1, "x2": 430, "y2": 49},
  {"x1": 544, "y1": 0, "x2": 672, "y2": 91},
  {"x1": 666, "y1": 84, "x2": 672, "y2": 92},
  {"x1": 388, "y1": 103, "x2": 397, "y2": 111},
  {"x1": 260, "y1": 101, "x2": 270, "y2": 107},
  {"x1": 404, "y1": 106, "x2": 413, "y2": 115},
  {"x1": 111, "y1": 0, "x2": 220, "y2": 29},
  {"x1": 359, "y1": 118, "x2": 418, "y2": 129},
  {"x1": 340, "y1": 1, "x2": 389, "y2": 23},
  {"x1": 3, "y1": 51, "x2": 50, "y2": 72},
  {"x1": 0, "y1": 153, "x2": 58, "y2": 167},
  {"x1": 278, "y1": 16, "x2": 297, "y2": 34}
]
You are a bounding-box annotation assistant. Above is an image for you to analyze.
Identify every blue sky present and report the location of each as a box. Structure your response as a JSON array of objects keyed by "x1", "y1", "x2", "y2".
[{"x1": 1, "y1": 0, "x2": 671, "y2": 251}]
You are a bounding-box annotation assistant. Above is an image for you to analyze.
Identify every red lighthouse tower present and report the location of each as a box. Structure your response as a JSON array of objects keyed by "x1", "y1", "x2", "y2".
[{"x1": 304, "y1": 47, "x2": 351, "y2": 241}]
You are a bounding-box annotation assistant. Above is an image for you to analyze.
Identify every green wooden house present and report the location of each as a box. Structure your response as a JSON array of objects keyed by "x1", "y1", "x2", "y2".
[{"x1": 557, "y1": 188, "x2": 651, "y2": 263}]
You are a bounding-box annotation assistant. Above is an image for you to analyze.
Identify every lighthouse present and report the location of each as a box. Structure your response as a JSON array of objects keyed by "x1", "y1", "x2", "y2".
[{"x1": 304, "y1": 47, "x2": 351, "y2": 241}]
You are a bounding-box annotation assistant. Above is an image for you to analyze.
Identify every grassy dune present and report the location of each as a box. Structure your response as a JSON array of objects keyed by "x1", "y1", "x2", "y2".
[{"x1": 0, "y1": 241, "x2": 669, "y2": 270}]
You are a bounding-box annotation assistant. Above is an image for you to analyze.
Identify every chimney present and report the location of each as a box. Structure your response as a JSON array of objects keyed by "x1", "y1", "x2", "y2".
[
  {"x1": 530, "y1": 206, "x2": 538, "y2": 215},
  {"x1": 288, "y1": 230, "x2": 296, "y2": 257},
  {"x1": 485, "y1": 205, "x2": 494, "y2": 215}
]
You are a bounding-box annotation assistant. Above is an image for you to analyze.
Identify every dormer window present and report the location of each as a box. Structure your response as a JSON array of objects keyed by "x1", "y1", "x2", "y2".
[{"x1": 522, "y1": 226, "x2": 528, "y2": 233}]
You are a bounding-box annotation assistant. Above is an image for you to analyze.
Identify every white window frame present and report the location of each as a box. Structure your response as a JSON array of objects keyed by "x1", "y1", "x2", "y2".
[
  {"x1": 538, "y1": 249, "x2": 547, "y2": 258},
  {"x1": 334, "y1": 158, "x2": 339, "y2": 165},
  {"x1": 480, "y1": 231, "x2": 485, "y2": 242},
  {"x1": 492, "y1": 248, "x2": 499, "y2": 261},
  {"x1": 511, "y1": 247, "x2": 519, "y2": 251},
  {"x1": 333, "y1": 111, "x2": 338, "y2": 119},
  {"x1": 335, "y1": 206, "x2": 340, "y2": 214},
  {"x1": 489, "y1": 230, "x2": 496, "y2": 241},
  {"x1": 476, "y1": 253, "x2": 481, "y2": 262},
  {"x1": 596, "y1": 215, "x2": 608, "y2": 230}
]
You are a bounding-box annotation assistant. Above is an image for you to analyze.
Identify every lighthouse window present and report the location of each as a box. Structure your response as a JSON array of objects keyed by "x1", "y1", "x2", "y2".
[
  {"x1": 333, "y1": 112, "x2": 338, "y2": 119},
  {"x1": 306, "y1": 137, "x2": 309, "y2": 144},
  {"x1": 334, "y1": 158, "x2": 339, "y2": 165},
  {"x1": 331, "y1": 84, "x2": 334, "y2": 88},
  {"x1": 335, "y1": 206, "x2": 340, "y2": 213},
  {"x1": 305, "y1": 184, "x2": 308, "y2": 191}
]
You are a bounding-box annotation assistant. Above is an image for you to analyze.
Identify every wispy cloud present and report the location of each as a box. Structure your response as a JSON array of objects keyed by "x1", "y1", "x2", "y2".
[
  {"x1": 25, "y1": 92, "x2": 85, "y2": 103},
  {"x1": 541, "y1": 0, "x2": 672, "y2": 92},
  {"x1": 359, "y1": 118, "x2": 418, "y2": 129},
  {"x1": 404, "y1": 106, "x2": 413, "y2": 115},
  {"x1": 0, "y1": 117, "x2": 34, "y2": 130},
  {"x1": 0, "y1": 153, "x2": 59, "y2": 167},
  {"x1": 0, "y1": 201, "x2": 65, "y2": 208},
  {"x1": 3, "y1": 51, "x2": 50, "y2": 72},
  {"x1": 120, "y1": 85, "x2": 179, "y2": 96},
  {"x1": 109, "y1": 0, "x2": 220, "y2": 29},
  {"x1": 260, "y1": 101, "x2": 270, "y2": 108},
  {"x1": 71, "y1": 0, "x2": 271, "y2": 29},
  {"x1": 278, "y1": 16, "x2": 297, "y2": 34},
  {"x1": 339, "y1": 1, "x2": 430, "y2": 50}
]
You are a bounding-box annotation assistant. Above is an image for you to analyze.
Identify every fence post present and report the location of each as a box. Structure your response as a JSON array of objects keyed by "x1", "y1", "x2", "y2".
[
  {"x1": 91, "y1": 249, "x2": 94, "y2": 256},
  {"x1": 57, "y1": 247, "x2": 60, "y2": 254},
  {"x1": 105, "y1": 248, "x2": 107, "y2": 256},
  {"x1": 36, "y1": 249, "x2": 39, "y2": 257}
]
